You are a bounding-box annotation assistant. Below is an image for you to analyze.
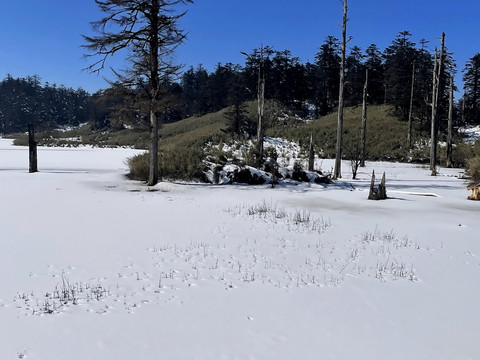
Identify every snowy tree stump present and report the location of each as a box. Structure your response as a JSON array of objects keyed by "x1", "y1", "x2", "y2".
[
  {"x1": 368, "y1": 170, "x2": 387, "y2": 200},
  {"x1": 467, "y1": 183, "x2": 480, "y2": 200},
  {"x1": 28, "y1": 124, "x2": 38, "y2": 173}
]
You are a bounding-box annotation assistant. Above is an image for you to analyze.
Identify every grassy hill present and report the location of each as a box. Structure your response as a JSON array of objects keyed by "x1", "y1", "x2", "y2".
[
  {"x1": 268, "y1": 104, "x2": 412, "y2": 161},
  {"x1": 11, "y1": 102, "x2": 472, "y2": 181},
  {"x1": 127, "y1": 103, "x2": 431, "y2": 181}
]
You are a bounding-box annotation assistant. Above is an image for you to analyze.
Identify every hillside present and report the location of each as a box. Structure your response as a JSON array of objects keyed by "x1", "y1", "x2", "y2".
[
  {"x1": 11, "y1": 103, "x2": 472, "y2": 182},
  {"x1": 268, "y1": 104, "x2": 411, "y2": 160}
]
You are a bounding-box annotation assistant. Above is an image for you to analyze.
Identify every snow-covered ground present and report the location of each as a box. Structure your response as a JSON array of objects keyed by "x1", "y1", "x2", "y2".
[
  {"x1": 459, "y1": 125, "x2": 480, "y2": 144},
  {"x1": 1, "y1": 138, "x2": 479, "y2": 360}
]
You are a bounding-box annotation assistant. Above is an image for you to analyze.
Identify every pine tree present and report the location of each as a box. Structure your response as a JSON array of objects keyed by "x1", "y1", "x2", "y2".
[
  {"x1": 364, "y1": 44, "x2": 385, "y2": 105},
  {"x1": 345, "y1": 46, "x2": 365, "y2": 106},
  {"x1": 83, "y1": 0, "x2": 192, "y2": 186},
  {"x1": 462, "y1": 53, "x2": 480, "y2": 124},
  {"x1": 383, "y1": 31, "x2": 417, "y2": 118},
  {"x1": 411, "y1": 45, "x2": 433, "y2": 130},
  {"x1": 315, "y1": 36, "x2": 341, "y2": 115}
]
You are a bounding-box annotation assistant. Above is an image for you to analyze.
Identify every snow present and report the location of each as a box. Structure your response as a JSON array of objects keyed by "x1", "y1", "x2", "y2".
[
  {"x1": 1, "y1": 138, "x2": 479, "y2": 360},
  {"x1": 459, "y1": 125, "x2": 480, "y2": 144}
]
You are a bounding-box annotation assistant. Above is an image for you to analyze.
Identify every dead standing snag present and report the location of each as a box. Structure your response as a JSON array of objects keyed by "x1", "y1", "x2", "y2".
[{"x1": 368, "y1": 170, "x2": 387, "y2": 200}]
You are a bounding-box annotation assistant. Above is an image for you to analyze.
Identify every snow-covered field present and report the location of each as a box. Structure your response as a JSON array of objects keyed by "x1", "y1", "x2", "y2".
[{"x1": 1, "y1": 138, "x2": 479, "y2": 360}]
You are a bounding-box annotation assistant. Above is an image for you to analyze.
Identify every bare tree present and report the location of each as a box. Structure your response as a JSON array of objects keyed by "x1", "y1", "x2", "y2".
[
  {"x1": 83, "y1": 0, "x2": 192, "y2": 186},
  {"x1": 241, "y1": 46, "x2": 272, "y2": 167},
  {"x1": 430, "y1": 33, "x2": 445, "y2": 176},
  {"x1": 360, "y1": 68, "x2": 368, "y2": 167},
  {"x1": 446, "y1": 76, "x2": 454, "y2": 167},
  {"x1": 333, "y1": 0, "x2": 349, "y2": 179},
  {"x1": 257, "y1": 46, "x2": 266, "y2": 165},
  {"x1": 407, "y1": 62, "x2": 415, "y2": 149},
  {"x1": 28, "y1": 124, "x2": 38, "y2": 173},
  {"x1": 345, "y1": 138, "x2": 362, "y2": 180}
]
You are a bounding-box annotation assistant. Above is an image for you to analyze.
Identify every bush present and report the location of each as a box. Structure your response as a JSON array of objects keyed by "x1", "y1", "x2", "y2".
[
  {"x1": 466, "y1": 140, "x2": 480, "y2": 183},
  {"x1": 466, "y1": 156, "x2": 480, "y2": 183},
  {"x1": 126, "y1": 152, "x2": 150, "y2": 181}
]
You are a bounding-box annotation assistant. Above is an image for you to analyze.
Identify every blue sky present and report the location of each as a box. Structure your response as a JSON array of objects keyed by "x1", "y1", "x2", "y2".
[{"x1": 1, "y1": 0, "x2": 479, "y2": 94}]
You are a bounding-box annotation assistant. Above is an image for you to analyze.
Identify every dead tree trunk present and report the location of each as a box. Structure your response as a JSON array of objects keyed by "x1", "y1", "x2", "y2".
[
  {"x1": 28, "y1": 124, "x2": 38, "y2": 173},
  {"x1": 408, "y1": 62, "x2": 415, "y2": 149},
  {"x1": 256, "y1": 47, "x2": 266, "y2": 166},
  {"x1": 430, "y1": 49, "x2": 439, "y2": 173},
  {"x1": 308, "y1": 133, "x2": 315, "y2": 171},
  {"x1": 446, "y1": 76, "x2": 454, "y2": 167},
  {"x1": 430, "y1": 33, "x2": 445, "y2": 176},
  {"x1": 368, "y1": 170, "x2": 387, "y2": 200},
  {"x1": 360, "y1": 68, "x2": 368, "y2": 167},
  {"x1": 148, "y1": 109, "x2": 159, "y2": 186},
  {"x1": 333, "y1": 0, "x2": 348, "y2": 180}
]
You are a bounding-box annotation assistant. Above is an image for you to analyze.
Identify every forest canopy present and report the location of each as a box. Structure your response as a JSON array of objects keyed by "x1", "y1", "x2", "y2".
[{"x1": 1, "y1": 31, "x2": 480, "y2": 135}]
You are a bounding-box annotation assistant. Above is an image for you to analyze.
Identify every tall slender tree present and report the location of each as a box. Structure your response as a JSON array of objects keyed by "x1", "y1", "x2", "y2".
[
  {"x1": 83, "y1": 0, "x2": 192, "y2": 186},
  {"x1": 446, "y1": 76, "x2": 454, "y2": 167},
  {"x1": 360, "y1": 68, "x2": 368, "y2": 167},
  {"x1": 256, "y1": 46, "x2": 267, "y2": 165},
  {"x1": 407, "y1": 61, "x2": 415, "y2": 149},
  {"x1": 333, "y1": 0, "x2": 348, "y2": 180},
  {"x1": 430, "y1": 33, "x2": 445, "y2": 176}
]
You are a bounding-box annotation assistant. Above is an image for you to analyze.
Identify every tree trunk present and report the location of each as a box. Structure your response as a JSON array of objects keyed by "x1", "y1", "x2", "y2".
[
  {"x1": 333, "y1": 0, "x2": 348, "y2": 180},
  {"x1": 28, "y1": 124, "x2": 38, "y2": 173},
  {"x1": 257, "y1": 64, "x2": 265, "y2": 165},
  {"x1": 360, "y1": 68, "x2": 368, "y2": 167},
  {"x1": 308, "y1": 133, "x2": 314, "y2": 171},
  {"x1": 148, "y1": 110, "x2": 159, "y2": 186},
  {"x1": 147, "y1": 1, "x2": 160, "y2": 186},
  {"x1": 408, "y1": 62, "x2": 415, "y2": 149},
  {"x1": 430, "y1": 33, "x2": 445, "y2": 176},
  {"x1": 446, "y1": 76, "x2": 454, "y2": 167},
  {"x1": 474, "y1": 67, "x2": 479, "y2": 122},
  {"x1": 430, "y1": 49, "x2": 439, "y2": 174}
]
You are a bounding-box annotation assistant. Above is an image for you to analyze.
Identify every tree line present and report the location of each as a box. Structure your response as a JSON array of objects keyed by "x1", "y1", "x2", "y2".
[
  {"x1": 179, "y1": 31, "x2": 467, "y2": 128},
  {"x1": 0, "y1": 75, "x2": 91, "y2": 134},
  {"x1": 1, "y1": 32, "x2": 480, "y2": 136}
]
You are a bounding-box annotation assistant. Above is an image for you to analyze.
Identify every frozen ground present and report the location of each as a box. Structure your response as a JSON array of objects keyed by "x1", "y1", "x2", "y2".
[{"x1": 1, "y1": 138, "x2": 479, "y2": 360}]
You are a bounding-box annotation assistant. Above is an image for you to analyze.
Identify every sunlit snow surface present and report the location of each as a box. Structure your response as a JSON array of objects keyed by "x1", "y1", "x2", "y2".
[
  {"x1": 1, "y1": 139, "x2": 479, "y2": 360},
  {"x1": 459, "y1": 125, "x2": 480, "y2": 144}
]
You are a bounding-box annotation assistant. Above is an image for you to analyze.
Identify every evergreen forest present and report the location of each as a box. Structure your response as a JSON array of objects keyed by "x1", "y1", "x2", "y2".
[{"x1": 2, "y1": 31, "x2": 480, "y2": 136}]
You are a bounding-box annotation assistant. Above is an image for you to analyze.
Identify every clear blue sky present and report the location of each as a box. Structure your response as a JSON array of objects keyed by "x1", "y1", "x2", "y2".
[{"x1": 1, "y1": 0, "x2": 479, "y2": 95}]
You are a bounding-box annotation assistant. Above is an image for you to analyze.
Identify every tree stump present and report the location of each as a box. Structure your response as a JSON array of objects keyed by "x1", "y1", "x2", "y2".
[
  {"x1": 467, "y1": 183, "x2": 480, "y2": 200},
  {"x1": 28, "y1": 124, "x2": 38, "y2": 173},
  {"x1": 368, "y1": 170, "x2": 387, "y2": 200}
]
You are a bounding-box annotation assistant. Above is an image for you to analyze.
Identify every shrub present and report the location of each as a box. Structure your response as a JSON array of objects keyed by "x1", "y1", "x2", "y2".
[
  {"x1": 466, "y1": 156, "x2": 480, "y2": 183},
  {"x1": 126, "y1": 152, "x2": 150, "y2": 181}
]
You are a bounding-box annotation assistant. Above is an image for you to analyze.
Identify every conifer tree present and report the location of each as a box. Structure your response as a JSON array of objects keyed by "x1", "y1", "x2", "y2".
[
  {"x1": 462, "y1": 53, "x2": 480, "y2": 124},
  {"x1": 83, "y1": 0, "x2": 192, "y2": 186},
  {"x1": 315, "y1": 36, "x2": 341, "y2": 115},
  {"x1": 383, "y1": 31, "x2": 417, "y2": 118},
  {"x1": 345, "y1": 46, "x2": 365, "y2": 106},
  {"x1": 364, "y1": 44, "x2": 385, "y2": 105}
]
